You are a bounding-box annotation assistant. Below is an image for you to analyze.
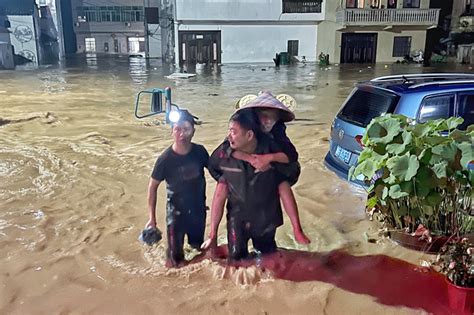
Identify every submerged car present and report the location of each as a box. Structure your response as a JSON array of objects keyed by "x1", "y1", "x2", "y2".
[{"x1": 324, "y1": 73, "x2": 474, "y2": 183}]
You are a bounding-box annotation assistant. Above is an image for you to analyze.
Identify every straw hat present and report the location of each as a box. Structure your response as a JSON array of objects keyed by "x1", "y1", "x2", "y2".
[{"x1": 236, "y1": 91, "x2": 296, "y2": 122}]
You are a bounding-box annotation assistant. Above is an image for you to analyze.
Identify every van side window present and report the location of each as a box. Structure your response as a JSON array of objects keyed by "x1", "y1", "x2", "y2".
[
  {"x1": 418, "y1": 94, "x2": 455, "y2": 123},
  {"x1": 457, "y1": 93, "x2": 474, "y2": 130}
]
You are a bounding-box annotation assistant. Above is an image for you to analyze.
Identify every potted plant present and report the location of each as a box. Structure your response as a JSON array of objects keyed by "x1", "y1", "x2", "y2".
[
  {"x1": 432, "y1": 237, "x2": 474, "y2": 312},
  {"x1": 350, "y1": 114, "x2": 473, "y2": 251}
]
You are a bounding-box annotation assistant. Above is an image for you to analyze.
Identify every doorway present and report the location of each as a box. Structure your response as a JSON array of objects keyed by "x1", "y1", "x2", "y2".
[
  {"x1": 341, "y1": 33, "x2": 378, "y2": 64},
  {"x1": 178, "y1": 31, "x2": 221, "y2": 66}
]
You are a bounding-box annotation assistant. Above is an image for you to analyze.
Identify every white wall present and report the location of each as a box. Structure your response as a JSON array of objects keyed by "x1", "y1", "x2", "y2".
[
  {"x1": 178, "y1": 24, "x2": 317, "y2": 63},
  {"x1": 176, "y1": 0, "x2": 325, "y2": 21},
  {"x1": 7, "y1": 15, "x2": 39, "y2": 65}
]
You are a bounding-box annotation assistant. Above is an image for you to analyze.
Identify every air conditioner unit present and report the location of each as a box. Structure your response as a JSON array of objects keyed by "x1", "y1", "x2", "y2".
[
  {"x1": 125, "y1": 22, "x2": 131, "y2": 27},
  {"x1": 74, "y1": 22, "x2": 80, "y2": 27}
]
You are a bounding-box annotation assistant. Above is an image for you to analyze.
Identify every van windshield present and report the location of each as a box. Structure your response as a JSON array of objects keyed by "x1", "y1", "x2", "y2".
[{"x1": 337, "y1": 87, "x2": 399, "y2": 127}]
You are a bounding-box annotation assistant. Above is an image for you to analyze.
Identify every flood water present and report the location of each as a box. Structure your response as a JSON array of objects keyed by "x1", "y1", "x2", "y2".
[{"x1": 1, "y1": 56, "x2": 472, "y2": 314}]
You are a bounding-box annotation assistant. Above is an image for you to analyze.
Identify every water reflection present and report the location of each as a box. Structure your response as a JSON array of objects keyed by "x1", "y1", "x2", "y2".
[
  {"x1": 128, "y1": 57, "x2": 149, "y2": 86},
  {"x1": 85, "y1": 53, "x2": 98, "y2": 69}
]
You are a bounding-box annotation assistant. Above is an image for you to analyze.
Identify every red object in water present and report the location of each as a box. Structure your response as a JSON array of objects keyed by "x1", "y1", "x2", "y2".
[
  {"x1": 191, "y1": 246, "x2": 463, "y2": 314},
  {"x1": 446, "y1": 278, "x2": 474, "y2": 314}
]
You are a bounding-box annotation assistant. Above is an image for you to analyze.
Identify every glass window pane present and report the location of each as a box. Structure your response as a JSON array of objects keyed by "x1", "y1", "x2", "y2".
[
  {"x1": 458, "y1": 94, "x2": 474, "y2": 130},
  {"x1": 419, "y1": 95, "x2": 454, "y2": 123},
  {"x1": 338, "y1": 88, "x2": 400, "y2": 127}
]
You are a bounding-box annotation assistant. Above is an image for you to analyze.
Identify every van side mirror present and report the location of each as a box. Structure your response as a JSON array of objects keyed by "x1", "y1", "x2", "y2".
[{"x1": 134, "y1": 88, "x2": 171, "y2": 119}]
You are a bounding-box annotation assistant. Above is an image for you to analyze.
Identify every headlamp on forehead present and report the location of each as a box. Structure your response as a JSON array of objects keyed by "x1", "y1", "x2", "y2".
[
  {"x1": 168, "y1": 110, "x2": 181, "y2": 123},
  {"x1": 168, "y1": 109, "x2": 197, "y2": 127}
]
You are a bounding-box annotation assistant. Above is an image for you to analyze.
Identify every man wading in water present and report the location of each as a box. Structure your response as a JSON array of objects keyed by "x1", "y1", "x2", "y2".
[
  {"x1": 145, "y1": 110, "x2": 209, "y2": 267},
  {"x1": 202, "y1": 109, "x2": 300, "y2": 262}
]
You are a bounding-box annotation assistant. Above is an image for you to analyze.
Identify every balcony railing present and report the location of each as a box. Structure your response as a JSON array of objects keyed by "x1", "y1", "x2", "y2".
[
  {"x1": 283, "y1": 0, "x2": 322, "y2": 14},
  {"x1": 336, "y1": 8, "x2": 440, "y2": 26}
]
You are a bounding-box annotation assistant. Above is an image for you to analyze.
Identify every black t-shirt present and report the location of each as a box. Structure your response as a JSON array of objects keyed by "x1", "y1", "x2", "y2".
[
  {"x1": 271, "y1": 121, "x2": 298, "y2": 163},
  {"x1": 151, "y1": 143, "x2": 209, "y2": 223},
  {"x1": 209, "y1": 135, "x2": 284, "y2": 233}
]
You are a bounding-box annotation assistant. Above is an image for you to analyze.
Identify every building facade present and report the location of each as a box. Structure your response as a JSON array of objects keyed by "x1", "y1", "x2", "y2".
[
  {"x1": 71, "y1": 0, "x2": 147, "y2": 56},
  {"x1": 318, "y1": 0, "x2": 440, "y2": 63},
  {"x1": 450, "y1": 0, "x2": 474, "y2": 63},
  {"x1": 174, "y1": 0, "x2": 325, "y2": 65}
]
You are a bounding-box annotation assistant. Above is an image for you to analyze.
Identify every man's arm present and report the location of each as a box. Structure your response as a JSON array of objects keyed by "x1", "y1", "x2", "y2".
[
  {"x1": 146, "y1": 178, "x2": 161, "y2": 228},
  {"x1": 201, "y1": 180, "x2": 228, "y2": 249}
]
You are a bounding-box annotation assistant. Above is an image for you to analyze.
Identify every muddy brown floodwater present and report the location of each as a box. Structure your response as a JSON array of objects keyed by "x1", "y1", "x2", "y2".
[{"x1": 1, "y1": 56, "x2": 472, "y2": 314}]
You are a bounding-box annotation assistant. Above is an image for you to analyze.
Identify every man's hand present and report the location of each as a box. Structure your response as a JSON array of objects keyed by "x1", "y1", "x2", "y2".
[
  {"x1": 294, "y1": 230, "x2": 311, "y2": 245},
  {"x1": 201, "y1": 236, "x2": 217, "y2": 250},
  {"x1": 145, "y1": 218, "x2": 157, "y2": 229},
  {"x1": 249, "y1": 154, "x2": 272, "y2": 172}
]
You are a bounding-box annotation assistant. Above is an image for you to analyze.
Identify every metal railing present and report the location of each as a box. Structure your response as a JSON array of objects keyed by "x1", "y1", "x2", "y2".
[
  {"x1": 283, "y1": 0, "x2": 322, "y2": 14},
  {"x1": 336, "y1": 8, "x2": 439, "y2": 25}
]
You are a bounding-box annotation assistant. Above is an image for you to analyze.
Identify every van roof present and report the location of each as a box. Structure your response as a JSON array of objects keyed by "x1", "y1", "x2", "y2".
[{"x1": 358, "y1": 73, "x2": 474, "y2": 94}]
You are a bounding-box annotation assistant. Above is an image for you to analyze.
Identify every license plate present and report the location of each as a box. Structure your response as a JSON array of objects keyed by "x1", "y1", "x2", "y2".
[{"x1": 335, "y1": 146, "x2": 352, "y2": 164}]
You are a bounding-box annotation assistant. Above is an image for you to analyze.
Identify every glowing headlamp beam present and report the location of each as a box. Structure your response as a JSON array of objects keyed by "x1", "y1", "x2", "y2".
[{"x1": 168, "y1": 110, "x2": 181, "y2": 123}]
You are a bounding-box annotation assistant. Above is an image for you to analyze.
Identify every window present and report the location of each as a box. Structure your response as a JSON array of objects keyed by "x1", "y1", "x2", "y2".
[
  {"x1": 337, "y1": 88, "x2": 399, "y2": 127},
  {"x1": 457, "y1": 93, "x2": 474, "y2": 130},
  {"x1": 387, "y1": 0, "x2": 397, "y2": 9},
  {"x1": 403, "y1": 0, "x2": 420, "y2": 8},
  {"x1": 282, "y1": 0, "x2": 322, "y2": 13},
  {"x1": 85, "y1": 38, "x2": 96, "y2": 52},
  {"x1": 128, "y1": 37, "x2": 145, "y2": 53},
  {"x1": 418, "y1": 94, "x2": 455, "y2": 123},
  {"x1": 393, "y1": 36, "x2": 411, "y2": 57},
  {"x1": 77, "y1": 6, "x2": 144, "y2": 22}
]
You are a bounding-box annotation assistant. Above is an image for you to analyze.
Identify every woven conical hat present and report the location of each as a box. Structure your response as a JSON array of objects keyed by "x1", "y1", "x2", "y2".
[
  {"x1": 235, "y1": 94, "x2": 257, "y2": 109},
  {"x1": 238, "y1": 91, "x2": 295, "y2": 122},
  {"x1": 276, "y1": 94, "x2": 297, "y2": 112}
]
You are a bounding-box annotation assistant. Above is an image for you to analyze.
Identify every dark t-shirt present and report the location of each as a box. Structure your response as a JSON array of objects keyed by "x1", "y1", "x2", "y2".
[
  {"x1": 271, "y1": 121, "x2": 298, "y2": 163},
  {"x1": 151, "y1": 143, "x2": 209, "y2": 224},
  {"x1": 208, "y1": 135, "x2": 284, "y2": 234}
]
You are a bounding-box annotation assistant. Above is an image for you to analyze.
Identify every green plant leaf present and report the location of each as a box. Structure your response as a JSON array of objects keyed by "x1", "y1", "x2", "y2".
[
  {"x1": 412, "y1": 123, "x2": 432, "y2": 137},
  {"x1": 425, "y1": 135, "x2": 449, "y2": 146},
  {"x1": 445, "y1": 116, "x2": 464, "y2": 130},
  {"x1": 386, "y1": 130, "x2": 412, "y2": 155},
  {"x1": 386, "y1": 154, "x2": 419, "y2": 182},
  {"x1": 421, "y1": 205, "x2": 434, "y2": 216},
  {"x1": 426, "y1": 191, "x2": 443, "y2": 207},
  {"x1": 449, "y1": 129, "x2": 472, "y2": 142},
  {"x1": 413, "y1": 166, "x2": 436, "y2": 196},
  {"x1": 367, "y1": 196, "x2": 378, "y2": 209},
  {"x1": 419, "y1": 148, "x2": 432, "y2": 165},
  {"x1": 457, "y1": 142, "x2": 473, "y2": 170},
  {"x1": 389, "y1": 184, "x2": 409, "y2": 199},
  {"x1": 432, "y1": 143, "x2": 458, "y2": 163},
  {"x1": 352, "y1": 159, "x2": 377, "y2": 180},
  {"x1": 431, "y1": 161, "x2": 448, "y2": 179},
  {"x1": 366, "y1": 117, "x2": 401, "y2": 144}
]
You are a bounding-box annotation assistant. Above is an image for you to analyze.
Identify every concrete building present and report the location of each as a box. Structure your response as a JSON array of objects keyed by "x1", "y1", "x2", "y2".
[
  {"x1": 36, "y1": 0, "x2": 63, "y2": 60},
  {"x1": 174, "y1": 0, "x2": 325, "y2": 65},
  {"x1": 450, "y1": 0, "x2": 474, "y2": 64},
  {"x1": 1, "y1": 0, "x2": 44, "y2": 66},
  {"x1": 71, "y1": 0, "x2": 147, "y2": 56},
  {"x1": 319, "y1": 0, "x2": 440, "y2": 63}
]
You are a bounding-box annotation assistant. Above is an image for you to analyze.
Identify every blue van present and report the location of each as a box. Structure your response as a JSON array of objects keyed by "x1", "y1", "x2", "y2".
[{"x1": 324, "y1": 73, "x2": 474, "y2": 183}]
